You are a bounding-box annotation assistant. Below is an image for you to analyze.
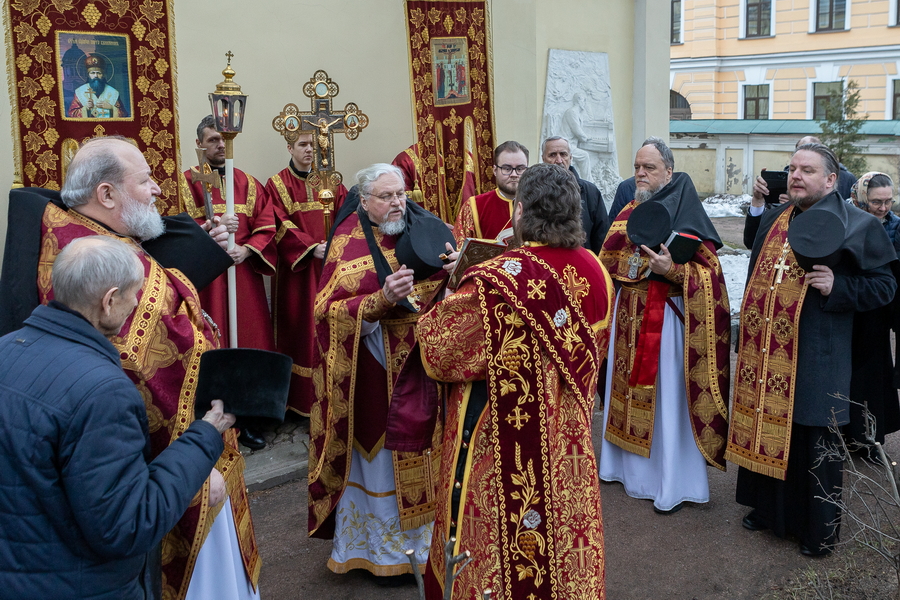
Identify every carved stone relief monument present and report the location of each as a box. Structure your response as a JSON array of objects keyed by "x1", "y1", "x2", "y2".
[{"x1": 541, "y1": 49, "x2": 620, "y2": 204}]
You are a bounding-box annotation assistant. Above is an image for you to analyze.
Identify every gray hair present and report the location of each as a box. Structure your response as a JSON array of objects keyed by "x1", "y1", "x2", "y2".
[
  {"x1": 540, "y1": 136, "x2": 569, "y2": 156},
  {"x1": 641, "y1": 136, "x2": 675, "y2": 170},
  {"x1": 52, "y1": 237, "x2": 144, "y2": 310},
  {"x1": 356, "y1": 163, "x2": 405, "y2": 197},
  {"x1": 794, "y1": 143, "x2": 839, "y2": 177},
  {"x1": 60, "y1": 137, "x2": 129, "y2": 208},
  {"x1": 196, "y1": 114, "x2": 216, "y2": 143}
]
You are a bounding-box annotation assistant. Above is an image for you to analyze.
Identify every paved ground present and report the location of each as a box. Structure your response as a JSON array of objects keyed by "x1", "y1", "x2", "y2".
[{"x1": 239, "y1": 217, "x2": 896, "y2": 599}]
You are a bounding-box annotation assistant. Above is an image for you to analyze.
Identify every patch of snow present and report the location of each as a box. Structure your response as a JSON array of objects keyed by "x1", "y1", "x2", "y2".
[
  {"x1": 703, "y1": 194, "x2": 751, "y2": 218},
  {"x1": 718, "y1": 252, "x2": 751, "y2": 315}
]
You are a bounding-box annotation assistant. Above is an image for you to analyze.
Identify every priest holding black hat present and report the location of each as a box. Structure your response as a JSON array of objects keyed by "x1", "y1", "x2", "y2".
[
  {"x1": 308, "y1": 163, "x2": 453, "y2": 582},
  {"x1": 728, "y1": 143, "x2": 896, "y2": 556},
  {"x1": 597, "y1": 138, "x2": 731, "y2": 516}
]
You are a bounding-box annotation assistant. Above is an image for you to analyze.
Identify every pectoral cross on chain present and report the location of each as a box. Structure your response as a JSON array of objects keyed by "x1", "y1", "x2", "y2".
[
  {"x1": 627, "y1": 249, "x2": 643, "y2": 279},
  {"x1": 773, "y1": 244, "x2": 791, "y2": 284}
]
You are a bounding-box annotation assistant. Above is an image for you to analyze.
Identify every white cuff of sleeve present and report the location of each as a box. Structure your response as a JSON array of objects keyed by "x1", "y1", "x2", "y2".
[{"x1": 748, "y1": 204, "x2": 765, "y2": 217}]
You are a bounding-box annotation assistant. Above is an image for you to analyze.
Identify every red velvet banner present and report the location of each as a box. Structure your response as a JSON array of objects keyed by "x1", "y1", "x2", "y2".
[
  {"x1": 5, "y1": 0, "x2": 181, "y2": 214},
  {"x1": 403, "y1": 0, "x2": 495, "y2": 222}
]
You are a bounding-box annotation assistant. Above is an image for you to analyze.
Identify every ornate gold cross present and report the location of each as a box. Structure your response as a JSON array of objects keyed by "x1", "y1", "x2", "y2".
[
  {"x1": 191, "y1": 147, "x2": 222, "y2": 221},
  {"x1": 271, "y1": 70, "x2": 369, "y2": 232},
  {"x1": 564, "y1": 443, "x2": 586, "y2": 478},
  {"x1": 504, "y1": 406, "x2": 531, "y2": 430},
  {"x1": 572, "y1": 537, "x2": 591, "y2": 569}
]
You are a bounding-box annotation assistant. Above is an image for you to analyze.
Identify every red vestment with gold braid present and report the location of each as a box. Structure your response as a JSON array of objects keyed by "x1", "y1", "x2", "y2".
[
  {"x1": 453, "y1": 189, "x2": 513, "y2": 246},
  {"x1": 265, "y1": 167, "x2": 347, "y2": 415},
  {"x1": 726, "y1": 208, "x2": 807, "y2": 479},
  {"x1": 180, "y1": 168, "x2": 277, "y2": 350},
  {"x1": 599, "y1": 200, "x2": 731, "y2": 470},
  {"x1": 419, "y1": 245, "x2": 613, "y2": 600},
  {"x1": 308, "y1": 213, "x2": 444, "y2": 540},
  {"x1": 37, "y1": 204, "x2": 259, "y2": 600}
]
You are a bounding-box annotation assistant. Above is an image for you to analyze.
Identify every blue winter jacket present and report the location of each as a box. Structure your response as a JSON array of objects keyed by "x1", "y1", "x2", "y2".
[{"x1": 0, "y1": 303, "x2": 224, "y2": 600}]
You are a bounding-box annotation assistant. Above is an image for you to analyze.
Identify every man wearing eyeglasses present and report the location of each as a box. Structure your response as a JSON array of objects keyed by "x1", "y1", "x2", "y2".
[
  {"x1": 308, "y1": 164, "x2": 450, "y2": 584},
  {"x1": 453, "y1": 140, "x2": 529, "y2": 245}
]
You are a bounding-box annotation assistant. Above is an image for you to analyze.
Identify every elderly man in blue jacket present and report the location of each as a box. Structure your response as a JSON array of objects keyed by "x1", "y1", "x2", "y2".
[{"x1": 0, "y1": 236, "x2": 234, "y2": 600}]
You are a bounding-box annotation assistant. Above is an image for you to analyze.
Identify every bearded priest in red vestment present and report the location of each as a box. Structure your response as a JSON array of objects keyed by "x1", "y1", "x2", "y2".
[
  {"x1": 453, "y1": 141, "x2": 529, "y2": 245},
  {"x1": 308, "y1": 164, "x2": 447, "y2": 580},
  {"x1": 265, "y1": 133, "x2": 347, "y2": 415},
  {"x1": 0, "y1": 138, "x2": 261, "y2": 600},
  {"x1": 419, "y1": 164, "x2": 614, "y2": 600},
  {"x1": 180, "y1": 116, "x2": 278, "y2": 352}
]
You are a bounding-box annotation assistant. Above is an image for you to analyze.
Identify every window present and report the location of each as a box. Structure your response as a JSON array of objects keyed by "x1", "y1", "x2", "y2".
[
  {"x1": 671, "y1": 0, "x2": 682, "y2": 44},
  {"x1": 813, "y1": 81, "x2": 843, "y2": 120},
  {"x1": 670, "y1": 90, "x2": 691, "y2": 120},
  {"x1": 746, "y1": 0, "x2": 772, "y2": 37},
  {"x1": 817, "y1": 0, "x2": 846, "y2": 31},
  {"x1": 893, "y1": 80, "x2": 900, "y2": 120},
  {"x1": 744, "y1": 85, "x2": 770, "y2": 119}
]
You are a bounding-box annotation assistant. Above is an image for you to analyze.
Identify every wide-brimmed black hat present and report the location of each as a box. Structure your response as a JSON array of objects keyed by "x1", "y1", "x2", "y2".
[
  {"x1": 142, "y1": 213, "x2": 233, "y2": 292},
  {"x1": 626, "y1": 200, "x2": 672, "y2": 252},
  {"x1": 193, "y1": 348, "x2": 293, "y2": 424},
  {"x1": 395, "y1": 216, "x2": 456, "y2": 280},
  {"x1": 788, "y1": 209, "x2": 846, "y2": 272}
]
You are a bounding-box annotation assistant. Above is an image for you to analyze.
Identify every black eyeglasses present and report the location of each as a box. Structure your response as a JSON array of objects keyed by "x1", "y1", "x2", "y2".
[{"x1": 496, "y1": 165, "x2": 527, "y2": 176}]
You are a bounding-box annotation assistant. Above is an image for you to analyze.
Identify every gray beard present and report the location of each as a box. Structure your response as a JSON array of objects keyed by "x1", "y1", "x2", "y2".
[
  {"x1": 635, "y1": 188, "x2": 655, "y2": 203},
  {"x1": 122, "y1": 196, "x2": 165, "y2": 241},
  {"x1": 379, "y1": 218, "x2": 407, "y2": 236}
]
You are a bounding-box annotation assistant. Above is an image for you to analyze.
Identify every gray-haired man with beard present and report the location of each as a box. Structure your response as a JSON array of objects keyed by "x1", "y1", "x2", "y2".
[
  {"x1": 0, "y1": 136, "x2": 263, "y2": 598},
  {"x1": 597, "y1": 139, "x2": 732, "y2": 516},
  {"x1": 309, "y1": 164, "x2": 451, "y2": 582}
]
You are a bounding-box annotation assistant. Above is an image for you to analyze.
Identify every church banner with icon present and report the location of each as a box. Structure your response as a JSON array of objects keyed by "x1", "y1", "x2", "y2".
[
  {"x1": 403, "y1": 0, "x2": 495, "y2": 222},
  {"x1": 5, "y1": 0, "x2": 182, "y2": 214}
]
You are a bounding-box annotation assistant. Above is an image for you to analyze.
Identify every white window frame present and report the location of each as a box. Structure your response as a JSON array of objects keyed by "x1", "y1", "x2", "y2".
[
  {"x1": 739, "y1": 0, "x2": 776, "y2": 39},
  {"x1": 888, "y1": 77, "x2": 900, "y2": 120},
  {"x1": 740, "y1": 67, "x2": 773, "y2": 119},
  {"x1": 890, "y1": 0, "x2": 899, "y2": 27},
  {"x1": 671, "y1": 0, "x2": 685, "y2": 44},
  {"x1": 809, "y1": 0, "x2": 852, "y2": 33}
]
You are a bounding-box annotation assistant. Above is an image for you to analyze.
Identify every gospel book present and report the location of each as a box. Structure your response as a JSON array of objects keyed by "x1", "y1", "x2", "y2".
[{"x1": 447, "y1": 238, "x2": 508, "y2": 289}]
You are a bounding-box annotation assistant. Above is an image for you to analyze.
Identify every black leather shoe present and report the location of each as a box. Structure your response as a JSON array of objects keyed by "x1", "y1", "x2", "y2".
[
  {"x1": 742, "y1": 510, "x2": 768, "y2": 531},
  {"x1": 372, "y1": 573, "x2": 416, "y2": 587},
  {"x1": 800, "y1": 544, "x2": 831, "y2": 557},
  {"x1": 653, "y1": 502, "x2": 683, "y2": 515},
  {"x1": 239, "y1": 428, "x2": 266, "y2": 451}
]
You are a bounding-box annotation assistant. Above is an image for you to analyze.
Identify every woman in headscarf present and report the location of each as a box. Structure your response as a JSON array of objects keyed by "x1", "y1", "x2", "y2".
[{"x1": 845, "y1": 172, "x2": 900, "y2": 459}]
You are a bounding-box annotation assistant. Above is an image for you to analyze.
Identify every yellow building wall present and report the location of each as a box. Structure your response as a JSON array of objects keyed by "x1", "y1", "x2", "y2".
[
  {"x1": 725, "y1": 147, "x2": 744, "y2": 194},
  {"x1": 753, "y1": 150, "x2": 793, "y2": 175},
  {"x1": 673, "y1": 148, "x2": 717, "y2": 195},
  {"x1": 673, "y1": 0, "x2": 900, "y2": 59}
]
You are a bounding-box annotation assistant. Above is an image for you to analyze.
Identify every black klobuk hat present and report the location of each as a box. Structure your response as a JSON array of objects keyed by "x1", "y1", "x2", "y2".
[
  {"x1": 142, "y1": 213, "x2": 233, "y2": 292},
  {"x1": 626, "y1": 200, "x2": 672, "y2": 252},
  {"x1": 788, "y1": 209, "x2": 845, "y2": 272},
  {"x1": 193, "y1": 348, "x2": 293, "y2": 424},
  {"x1": 395, "y1": 216, "x2": 456, "y2": 280}
]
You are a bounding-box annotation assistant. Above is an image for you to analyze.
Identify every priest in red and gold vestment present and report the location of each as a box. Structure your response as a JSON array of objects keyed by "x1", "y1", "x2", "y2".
[
  {"x1": 308, "y1": 164, "x2": 445, "y2": 579},
  {"x1": 1, "y1": 138, "x2": 260, "y2": 600},
  {"x1": 266, "y1": 133, "x2": 347, "y2": 415},
  {"x1": 453, "y1": 141, "x2": 529, "y2": 245},
  {"x1": 419, "y1": 164, "x2": 614, "y2": 600},
  {"x1": 180, "y1": 116, "x2": 277, "y2": 351},
  {"x1": 598, "y1": 140, "x2": 730, "y2": 515}
]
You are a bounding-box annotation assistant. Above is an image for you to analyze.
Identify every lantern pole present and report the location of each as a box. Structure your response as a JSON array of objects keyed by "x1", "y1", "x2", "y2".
[{"x1": 209, "y1": 51, "x2": 248, "y2": 349}]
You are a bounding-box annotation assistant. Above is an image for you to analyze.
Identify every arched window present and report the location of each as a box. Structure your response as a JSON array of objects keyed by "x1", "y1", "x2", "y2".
[{"x1": 670, "y1": 90, "x2": 692, "y2": 120}]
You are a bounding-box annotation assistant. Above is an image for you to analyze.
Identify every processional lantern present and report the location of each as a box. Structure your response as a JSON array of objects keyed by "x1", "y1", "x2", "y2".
[
  {"x1": 207, "y1": 51, "x2": 248, "y2": 349},
  {"x1": 271, "y1": 70, "x2": 368, "y2": 233}
]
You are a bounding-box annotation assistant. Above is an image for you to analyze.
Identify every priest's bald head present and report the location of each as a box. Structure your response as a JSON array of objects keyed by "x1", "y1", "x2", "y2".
[{"x1": 61, "y1": 136, "x2": 165, "y2": 241}]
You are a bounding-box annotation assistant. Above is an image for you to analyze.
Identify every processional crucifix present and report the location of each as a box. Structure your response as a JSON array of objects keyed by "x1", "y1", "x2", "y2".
[{"x1": 271, "y1": 70, "x2": 369, "y2": 233}]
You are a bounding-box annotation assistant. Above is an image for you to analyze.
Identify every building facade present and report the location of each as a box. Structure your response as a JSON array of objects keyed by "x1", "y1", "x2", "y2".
[
  {"x1": 671, "y1": 0, "x2": 900, "y2": 121},
  {"x1": 668, "y1": 0, "x2": 900, "y2": 196}
]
